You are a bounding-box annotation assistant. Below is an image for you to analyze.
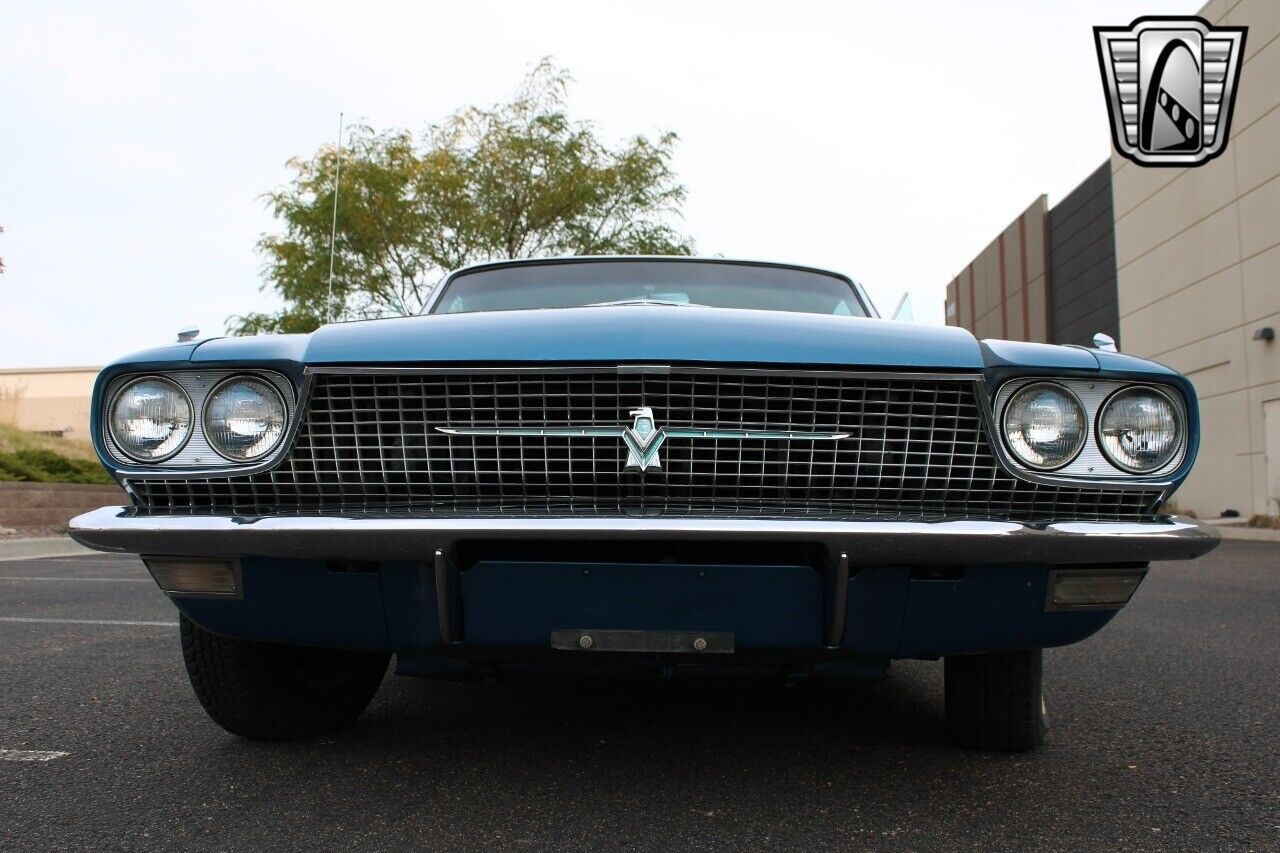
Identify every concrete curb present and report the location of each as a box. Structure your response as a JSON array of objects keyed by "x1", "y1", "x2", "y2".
[
  {"x1": 1214, "y1": 525, "x2": 1280, "y2": 543},
  {"x1": 0, "y1": 537, "x2": 95, "y2": 562}
]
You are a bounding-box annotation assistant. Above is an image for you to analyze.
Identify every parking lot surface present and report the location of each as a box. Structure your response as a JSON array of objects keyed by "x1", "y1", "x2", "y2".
[{"x1": 2, "y1": 542, "x2": 1278, "y2": 851}]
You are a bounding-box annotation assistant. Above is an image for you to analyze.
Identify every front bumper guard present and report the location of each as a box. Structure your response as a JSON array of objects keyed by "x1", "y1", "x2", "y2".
[{"x1": 69, "y1": 507, "x2": 1220, "y2": 566}]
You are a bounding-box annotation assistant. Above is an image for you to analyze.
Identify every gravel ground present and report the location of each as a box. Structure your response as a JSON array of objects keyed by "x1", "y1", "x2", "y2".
[{"x1": 1, "y1": 543, "x2": 1277, "y2": 851}]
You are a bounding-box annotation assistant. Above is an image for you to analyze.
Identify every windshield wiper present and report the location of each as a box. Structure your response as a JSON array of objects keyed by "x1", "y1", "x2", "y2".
[{"x1": 583, "y1": 298, "x2": 694, "y2": 308}]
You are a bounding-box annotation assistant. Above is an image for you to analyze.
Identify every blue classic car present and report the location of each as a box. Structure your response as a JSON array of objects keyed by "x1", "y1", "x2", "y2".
[{"x1": 71, "y1": 257, "x2": 1218, "y2": 751}]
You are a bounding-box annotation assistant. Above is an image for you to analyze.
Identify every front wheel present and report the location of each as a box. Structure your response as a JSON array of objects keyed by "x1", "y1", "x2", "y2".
[
  {"x1": 944, "y1": 648, "x2": 1046, "y2": 752},
  {"x1": 180, "y1": 615, "x2": 390, "y2": 741}
]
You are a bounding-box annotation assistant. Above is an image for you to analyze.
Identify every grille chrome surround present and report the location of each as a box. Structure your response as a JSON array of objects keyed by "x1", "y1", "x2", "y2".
[{"x1": 125, "y1": 368, "x2": 1162, "y2": 521}]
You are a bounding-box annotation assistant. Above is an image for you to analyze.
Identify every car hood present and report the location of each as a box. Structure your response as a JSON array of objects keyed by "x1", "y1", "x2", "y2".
[{"x1": 293, "y1": 305, "x2": 985, "y2": 369}]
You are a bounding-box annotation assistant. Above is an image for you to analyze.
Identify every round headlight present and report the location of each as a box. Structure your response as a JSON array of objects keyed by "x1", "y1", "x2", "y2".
[
  {"x1": 1098, "y1": 386, "x2": 1182, "y2": 474},
  {"x1": 109, "y1": 377, "x2": 193, "y2": 462},
  {"x1": 1002, "y1": 382, "x2": 1087, "y2": 470},
  {"x1": 203, "y1": 376, "x2": 288, "y2": 462}
]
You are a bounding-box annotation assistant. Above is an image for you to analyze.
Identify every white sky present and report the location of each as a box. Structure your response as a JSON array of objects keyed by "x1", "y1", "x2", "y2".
[{"x1": 1, "y1": 0, "x2": 1199, "y2": 368}]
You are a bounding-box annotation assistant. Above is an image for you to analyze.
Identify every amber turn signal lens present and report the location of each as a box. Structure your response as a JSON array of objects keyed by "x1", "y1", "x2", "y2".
[
  {"x1": 1047, "y1": 570, "x2": 1145, "y2": 610},
  {"x1": 143, "y1": 557, "x2": 241, "y2": 598}
]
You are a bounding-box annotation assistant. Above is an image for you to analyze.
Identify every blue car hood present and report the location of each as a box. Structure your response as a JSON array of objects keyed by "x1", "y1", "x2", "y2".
[{"x1": 298, "y1": 305, "x2": 984, "y2": 369}]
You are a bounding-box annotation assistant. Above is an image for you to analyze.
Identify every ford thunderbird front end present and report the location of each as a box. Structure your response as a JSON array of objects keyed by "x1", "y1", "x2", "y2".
[{"x1": 70, "y1": 257, "x2": 1218, "y2": 750}]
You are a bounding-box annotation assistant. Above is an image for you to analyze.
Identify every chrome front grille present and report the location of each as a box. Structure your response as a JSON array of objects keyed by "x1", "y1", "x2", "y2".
[{"x1": 126, "y1": 368, "x2": 1161, "y2": 521}]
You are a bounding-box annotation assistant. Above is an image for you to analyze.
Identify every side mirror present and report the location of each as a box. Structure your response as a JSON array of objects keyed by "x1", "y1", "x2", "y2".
[{"x1": 1092, "y1": 332, "x2": 1118, "y2": 352}]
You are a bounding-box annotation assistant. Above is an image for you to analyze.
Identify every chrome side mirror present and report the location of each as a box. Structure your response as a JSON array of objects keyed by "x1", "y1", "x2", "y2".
[
  {"x1": 1092, "y1": 332, "x2": 1118, "y2": 353},
  {"x1": 177, "y1": 325, "x2": 200, "y2": 343}
]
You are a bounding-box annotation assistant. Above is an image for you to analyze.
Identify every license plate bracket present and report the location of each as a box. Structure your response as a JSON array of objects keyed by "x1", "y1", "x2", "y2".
[
  {"x1": 550, "y1": 629, "x2": 734, "y2": 654},
  {"x1": 461, "y1": 561, "x2": 822, "y2": 649}
]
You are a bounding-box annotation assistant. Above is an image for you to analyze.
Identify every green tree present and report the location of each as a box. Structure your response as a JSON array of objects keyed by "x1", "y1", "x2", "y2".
[{"x1": 232, "y1": 60, "x2": 693, "y2": 335}]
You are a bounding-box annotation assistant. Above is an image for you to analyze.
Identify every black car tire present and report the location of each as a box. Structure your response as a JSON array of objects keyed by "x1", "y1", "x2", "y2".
[
  {"x1": 180, "y1": 614, "x2": 390, "y2": 741},
  {"x1": 944, "y1": 648, "x2": 1046, "y2": 752}
]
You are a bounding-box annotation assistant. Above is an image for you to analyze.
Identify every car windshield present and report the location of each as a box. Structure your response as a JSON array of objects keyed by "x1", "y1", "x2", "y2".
[{"x1": 429, "y1": 260, "x2": 869, "y2": 317}]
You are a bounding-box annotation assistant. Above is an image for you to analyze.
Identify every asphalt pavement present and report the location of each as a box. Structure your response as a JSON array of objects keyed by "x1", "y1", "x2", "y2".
[{"x1": 2, "y1": 543, "x2": 1277, "y2": 851}]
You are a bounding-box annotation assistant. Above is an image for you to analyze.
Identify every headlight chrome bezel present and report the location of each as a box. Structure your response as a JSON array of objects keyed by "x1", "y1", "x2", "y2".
[
  {"x1": 101, "y1": 370, "x2": 295, "y2": 471},
  {"x1": 1095, "y1": 384, "x2": 1185, "y2": 475},
  {"x1": 993, "y1": 377, "x2": 1189, "y2": 482},
  {"x1": 107, "y1": 375, "x2": 196, "y2": 464},
  {"x1": 999, "y1": 381, "x2": 1089, "y2": 472},
  {"x1": 201, "y1": 374, "x2": 290, "y2": 463}
]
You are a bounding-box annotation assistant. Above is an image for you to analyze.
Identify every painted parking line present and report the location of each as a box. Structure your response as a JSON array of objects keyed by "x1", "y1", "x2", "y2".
[
  {"x1": 0, "y1": 617, "x2": 177, "y2": 627},
  {"x1": 0, "y1": 550, "x2": 95, "y2": 563},
  {"x1": 25, "y1": 556, "x2": 138, "y2": 563},
  {"x1": 0, "y1": 556, "x2": 140, "y2": 568},
  {"x1": 0, "y1": 577, "x2": 151, "y2": 582},
  {"x1": 0, "y1": 750, "x2": 70, "y2": 762}
]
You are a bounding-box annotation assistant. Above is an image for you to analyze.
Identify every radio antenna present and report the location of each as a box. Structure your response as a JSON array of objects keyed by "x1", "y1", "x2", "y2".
[{"x1": 325, "y1": 112, "x2": 344, "y2": 324}]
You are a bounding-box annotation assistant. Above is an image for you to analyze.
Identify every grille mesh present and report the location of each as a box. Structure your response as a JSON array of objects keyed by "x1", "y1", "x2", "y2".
[{"x1": 126, "y1": 370, "x2": 1160, "y2": 521}]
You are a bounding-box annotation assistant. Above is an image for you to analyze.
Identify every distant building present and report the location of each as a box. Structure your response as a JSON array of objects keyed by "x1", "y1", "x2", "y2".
[
  {"x1": 943, "y1": 0, "x2": 1280, "y2": 517},
  {"x1": 0, "y1": 367, "x2": 100, "y2": 440},
  {"x1": 944, "y1": 163, "x2": 1120, "y2": 350}
]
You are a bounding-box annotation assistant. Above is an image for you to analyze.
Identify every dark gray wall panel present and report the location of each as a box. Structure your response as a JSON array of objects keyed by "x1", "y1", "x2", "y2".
[{"x1": 1048, "y1": 162, "x2": 1120, "y2": 348}]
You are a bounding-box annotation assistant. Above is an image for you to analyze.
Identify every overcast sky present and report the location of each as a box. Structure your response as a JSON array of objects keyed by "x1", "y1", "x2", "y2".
[{"x1": 1, "y1": 0, "x2": 1199, "y2": 368}]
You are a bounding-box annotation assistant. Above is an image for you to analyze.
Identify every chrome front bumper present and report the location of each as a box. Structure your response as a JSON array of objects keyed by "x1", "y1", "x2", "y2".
[{"x1": 69, "y1": 507, "x2": 1220, "y2": 565}]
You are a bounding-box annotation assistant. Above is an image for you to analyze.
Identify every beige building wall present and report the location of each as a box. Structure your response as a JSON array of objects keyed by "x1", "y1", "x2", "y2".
[
  {"x1": 1114, "y1": 0, "x2": 1280, "y2": 516},
  {"x1": 0, "y1": 367, "x2": 100, "y2": 440},
  {"x1": 944, "y1": 196, "x2": 1051, "y2": 343}
]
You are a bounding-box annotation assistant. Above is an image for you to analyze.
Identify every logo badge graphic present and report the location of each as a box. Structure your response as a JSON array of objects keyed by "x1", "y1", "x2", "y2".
[
  {"x1": 437, "y1": 406, "x2": 848, "y2": 474},
  {"x1": 1094, "y1": 16, "x2": 1246, "y2": 167}
]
